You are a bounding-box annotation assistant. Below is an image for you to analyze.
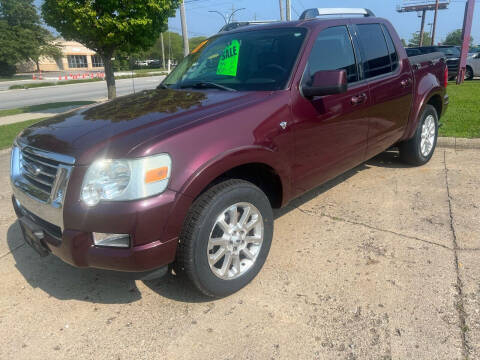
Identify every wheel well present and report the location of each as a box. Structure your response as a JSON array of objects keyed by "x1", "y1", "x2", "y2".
[
  {"x1": 427, "y1": 94, "x2": 442, "y2": 119},
  {"x1": 202, "y1": 163, "x2": 283, "y2": 209}
]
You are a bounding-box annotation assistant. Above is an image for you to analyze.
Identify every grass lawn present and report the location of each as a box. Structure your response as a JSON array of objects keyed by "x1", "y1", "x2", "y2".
[
  {"x1": 0, "y1": 101, "x2": 95, "y2": 118},
  {"x1": 440, "y1": 81, "x2": 480, "y2": 138},
  {"x1": 0, "y1": 118, "x2": 47, "y2": 150}
]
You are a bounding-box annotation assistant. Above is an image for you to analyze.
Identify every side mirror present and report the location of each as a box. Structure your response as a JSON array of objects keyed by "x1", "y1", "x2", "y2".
[{"x1": 302, "y1": 69, "x2": 348, "y2": 98}]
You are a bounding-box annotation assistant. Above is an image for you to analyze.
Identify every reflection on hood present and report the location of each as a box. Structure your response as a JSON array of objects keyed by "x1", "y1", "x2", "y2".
[{"x1": 83, "y1": 89, "x2": 207, "y2": 122}]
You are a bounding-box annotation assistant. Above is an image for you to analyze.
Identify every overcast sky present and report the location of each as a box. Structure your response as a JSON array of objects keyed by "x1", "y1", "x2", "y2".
[{"x1": 34, "y1": 0, "x2": 480, "y2": 45}]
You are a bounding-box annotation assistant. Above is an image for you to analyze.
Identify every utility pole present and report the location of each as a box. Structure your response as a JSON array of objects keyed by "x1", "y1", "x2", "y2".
[
  {"x1": 419, "y1": 10, "x2": 427, "y2": 46},
  {"x1": 286, "y1": 0, "x2": 291, "y2": 21},
  {"x1": 160, "y1": 33, "x2": 166, "y2": 69},
  {"x1": 431, "y1": 0, "x2": 440, "y2": 46},
  {"x1": 457, "y1": 0, "x2": 476, "y2": 84},
  {"x1": 279, "y1": 0, "x2": 284, "y2": 21},
  {"x1": 180, "y1": 0, "x2": 189, "y2": 57}
]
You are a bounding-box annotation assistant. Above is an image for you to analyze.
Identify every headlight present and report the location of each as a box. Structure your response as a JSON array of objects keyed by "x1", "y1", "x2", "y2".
[{"x1": 81, "y1": 154, "x2": 172, "y2": 206}]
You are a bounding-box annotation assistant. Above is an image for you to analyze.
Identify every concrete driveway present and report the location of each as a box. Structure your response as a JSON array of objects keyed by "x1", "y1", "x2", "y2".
[{"x1": 0, "y1": 147, "x2": 479, "y2": 360}]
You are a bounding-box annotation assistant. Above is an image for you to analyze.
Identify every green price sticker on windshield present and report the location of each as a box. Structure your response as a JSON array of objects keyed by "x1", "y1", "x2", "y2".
[{"x1": 216, "y1": 40, "x2": 240, "y2": 77}]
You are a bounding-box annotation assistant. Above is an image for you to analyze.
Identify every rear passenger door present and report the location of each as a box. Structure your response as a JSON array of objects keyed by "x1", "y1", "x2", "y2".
[{"x1": 354, "y1": 23, "x2": 413, "y2": 159}]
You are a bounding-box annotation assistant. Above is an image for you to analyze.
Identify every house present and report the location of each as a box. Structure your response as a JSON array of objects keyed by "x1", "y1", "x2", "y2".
[{"x1": 18, "y1": 40, "x2": 105, "y2": 72}]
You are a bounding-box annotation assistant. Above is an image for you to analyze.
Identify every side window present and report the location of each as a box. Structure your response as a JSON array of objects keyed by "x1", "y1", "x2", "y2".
[
  {"x1": 356, "y1": 24, "x2": 391, "y2": 78},
  {"x1": 305, "y1": 26, "x2": 358, "y2": 83},
  {"x1": 382, "y1": 25, "x2": 399, "y2": 72}
]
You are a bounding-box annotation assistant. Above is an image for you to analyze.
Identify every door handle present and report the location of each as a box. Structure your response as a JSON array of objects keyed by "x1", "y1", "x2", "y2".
[
  {"x1": 401, "y1": 78, "x2": 412, "y2": 87},
  {"x1": 351, "y1": 93, "x2": 367, "y2": 105}
]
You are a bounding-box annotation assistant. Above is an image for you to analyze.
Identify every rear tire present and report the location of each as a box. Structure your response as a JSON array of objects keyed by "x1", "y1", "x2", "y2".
[
  {"x1": 399, "y1": 105, "x2": 438, "y2": 166},
  {"x1": 177, "y1": 179, "x2": 273, "y2": 297}
]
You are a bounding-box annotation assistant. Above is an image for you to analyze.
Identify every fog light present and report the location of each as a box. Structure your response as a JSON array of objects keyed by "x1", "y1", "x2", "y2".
[{"x1": 93, "y1": 233, "x2": 130, "y2": 248}]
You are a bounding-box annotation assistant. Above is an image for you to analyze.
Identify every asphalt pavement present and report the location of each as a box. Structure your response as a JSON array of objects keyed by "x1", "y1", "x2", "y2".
[
  {"x1": 1, "y1": 147, "x2": 479, "y2": 359},
  {"x1": 0, "y1": 76, "x2": 165, "y2": 110}
]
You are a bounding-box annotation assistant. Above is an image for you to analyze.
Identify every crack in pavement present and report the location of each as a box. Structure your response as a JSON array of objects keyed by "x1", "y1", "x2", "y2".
[
  {"x1": 0, "y1": 243, "x2": 25, "y2": 260},
  {"x1": 294, "y1": 206, "x2": 454, "y2": 251},
  {"x1": 443, "y1": 150, "x2": 470, "y2": 360}
]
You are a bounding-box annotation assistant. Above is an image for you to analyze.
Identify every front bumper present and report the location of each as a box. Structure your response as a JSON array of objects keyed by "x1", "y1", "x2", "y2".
[{"x1": 12, "y1": 190, "x2": 181, "y2": 273}]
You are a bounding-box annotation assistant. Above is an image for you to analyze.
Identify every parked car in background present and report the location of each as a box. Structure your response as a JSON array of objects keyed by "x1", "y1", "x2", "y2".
[
  {"x1": 407, "y1": 45, "x2": 460, "y2": 79},
  {"x1": 11, "y1": 8, "x2": 448, "y2": 297},
  {"x1": 466, "y1": 52, "x2": 480, "y2": 79}
]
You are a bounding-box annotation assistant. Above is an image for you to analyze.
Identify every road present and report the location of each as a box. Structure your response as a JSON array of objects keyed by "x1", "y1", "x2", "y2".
[
  {"x1": 0, "y1": 76, "x2": 164, "y2": 110},
  {"x1": 1, "y1": 147, "x2": 479, "y2": 359}
]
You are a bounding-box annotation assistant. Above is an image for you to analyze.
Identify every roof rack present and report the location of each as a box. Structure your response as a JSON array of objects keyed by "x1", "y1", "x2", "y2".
[{"x1": 299, "y1": 8, "x2": 375, "y2": 20}]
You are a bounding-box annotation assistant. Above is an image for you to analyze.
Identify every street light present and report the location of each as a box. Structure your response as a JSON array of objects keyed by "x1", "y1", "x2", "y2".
[
  {"x1": 209, "y1": 10, "x2": 227, "y2": 24},
  {"x1": 209, "y1": 8, "x2": 246, "y2": 24},
  {"x1": 228, "y1": 8, "x2": 246, "y2": 23}
]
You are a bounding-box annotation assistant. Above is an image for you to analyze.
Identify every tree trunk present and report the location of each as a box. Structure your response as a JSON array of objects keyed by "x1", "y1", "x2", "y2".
[
  {"x1": 35, "y1": 60, "x2": 40, "y2": 73},
  {"x1": 103, "y1": 54, "x2": 116, "y2": 100}
]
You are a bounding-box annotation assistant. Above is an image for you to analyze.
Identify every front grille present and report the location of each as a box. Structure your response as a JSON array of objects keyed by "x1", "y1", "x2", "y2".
[{"x1": 20, "y1": 147, "x2": 60, "y2": 199}]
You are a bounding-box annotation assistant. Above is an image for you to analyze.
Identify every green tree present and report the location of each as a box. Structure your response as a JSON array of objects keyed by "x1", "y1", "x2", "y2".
[
  {"x1": 30, "y1": 31, "x2": 62, "y2": 72},
  {"x1": 443, "y1": 29, "x2": 473, "y2": 46},
  {"x1": 408, "y1": 32, "x2": 433, "y2": 47},
  {"x1": 0, "y1": 0, "x2": 57, "y2": 76},
  {"x1": 42, "y1": 0, "x2": 180, "y2": 99}
]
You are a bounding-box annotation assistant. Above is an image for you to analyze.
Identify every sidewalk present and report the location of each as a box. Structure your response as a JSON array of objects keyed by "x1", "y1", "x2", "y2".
[{"x1": 0, "y1": 104, "x2": 96, "y2": 126}]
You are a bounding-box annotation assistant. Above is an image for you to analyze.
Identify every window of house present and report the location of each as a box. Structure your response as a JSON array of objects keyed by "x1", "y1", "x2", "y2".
[
  {"x1": 91, "y1": 55, "x2": 104, "y2": 67},
  {"x1": 67, "y1": 55, "x2": 88, "y2": 68},
  {"x1": 304, "y1": 26, "x2": 358, "y2": 84},
  {"x1": 356, "y1": 24, "x2": 392, "y2": 79}
]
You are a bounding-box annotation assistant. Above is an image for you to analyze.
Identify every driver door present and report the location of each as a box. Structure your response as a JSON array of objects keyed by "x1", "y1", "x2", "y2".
[{"x1": 290, "y1": 25, "x2": 370, "y2": 195}]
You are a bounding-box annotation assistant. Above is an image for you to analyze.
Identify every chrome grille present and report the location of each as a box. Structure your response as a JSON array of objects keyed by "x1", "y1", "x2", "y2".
[{"x1": 20, "y1": 147, "x2": 59, "y2": 199}]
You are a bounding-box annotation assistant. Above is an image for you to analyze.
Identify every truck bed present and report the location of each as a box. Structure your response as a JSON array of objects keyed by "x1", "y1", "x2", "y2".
[{"x1": 408, "y1": 52, "x2": 446, "y2": 66}]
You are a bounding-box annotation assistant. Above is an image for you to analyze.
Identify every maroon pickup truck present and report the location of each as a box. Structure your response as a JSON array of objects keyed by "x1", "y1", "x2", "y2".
[{"x1": 10, "y1": 8, "x2": 448, "y2": 297}]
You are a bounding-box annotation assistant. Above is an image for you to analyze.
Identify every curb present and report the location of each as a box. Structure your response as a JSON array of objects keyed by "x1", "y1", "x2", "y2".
[{"x1": 437, "y1": 137, "x2": 480, "y2": 150}]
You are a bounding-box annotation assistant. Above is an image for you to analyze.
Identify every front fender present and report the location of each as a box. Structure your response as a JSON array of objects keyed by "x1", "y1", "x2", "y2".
[
  {"x1": 178, "y1": 145, "x2": 291, "y2": 202},
  {"x1": 160, "y1": 146, "x2": 292, "y2": 242}
]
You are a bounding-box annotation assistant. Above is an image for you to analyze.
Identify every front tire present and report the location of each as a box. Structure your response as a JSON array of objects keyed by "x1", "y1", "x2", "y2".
[
  {"x1": 177, "y1": 179, "x2": 273, "y2": 297},
  {"x1": 399, "y1": 105, "x2": 439, "y2": 166}
]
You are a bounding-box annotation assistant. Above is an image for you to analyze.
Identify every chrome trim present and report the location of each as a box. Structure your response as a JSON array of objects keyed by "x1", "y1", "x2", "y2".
[
  {"x1": 20, "y1": 143, "x2": 76, "y2": 165},
  {"x1": 10, "y1": 143, "x2": 74, "y2": 229}
]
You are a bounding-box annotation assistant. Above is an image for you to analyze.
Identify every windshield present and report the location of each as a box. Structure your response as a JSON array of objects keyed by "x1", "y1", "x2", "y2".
[{"x1": 162, "y1": 28, "x2": 307, "y2": 91}]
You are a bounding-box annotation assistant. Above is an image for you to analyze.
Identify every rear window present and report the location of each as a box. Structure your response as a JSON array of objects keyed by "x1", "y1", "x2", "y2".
[{"x1": 356, "y1": 24, "x2": 392, "y2": 79}]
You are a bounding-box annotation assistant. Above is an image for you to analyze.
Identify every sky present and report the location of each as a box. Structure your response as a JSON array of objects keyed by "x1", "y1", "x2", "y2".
[
  {"x1": 34, "y1": 0, "x2": 480, "y2": 45},
  {"x1": 169, "y1": 0, "x2": 480, "y2": 44}
]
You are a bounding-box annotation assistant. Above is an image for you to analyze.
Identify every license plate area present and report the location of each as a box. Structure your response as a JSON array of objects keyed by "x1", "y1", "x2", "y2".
[{"x1": 18, "y1": 217, "x2": 50, "y2": 257}]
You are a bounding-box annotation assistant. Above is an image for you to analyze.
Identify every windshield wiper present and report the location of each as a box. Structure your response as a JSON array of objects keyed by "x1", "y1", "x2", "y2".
[
  {"x1": 157, "y1": 83, "x2": 169, "y2": 89},
  {"x1": 180, "y1": 82, "x2": 237, "y2": 92}
]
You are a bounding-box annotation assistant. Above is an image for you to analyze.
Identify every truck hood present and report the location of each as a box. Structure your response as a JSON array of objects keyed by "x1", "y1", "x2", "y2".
[{"x1": 18, "y1": 88, "x2": 269, "y2": 164}]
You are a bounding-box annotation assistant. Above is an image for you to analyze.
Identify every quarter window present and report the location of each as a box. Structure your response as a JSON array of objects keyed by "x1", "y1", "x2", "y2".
[
  {"x1": 382, "y1": 25, "x2": 399, "y2": 72},
  {"x1": 305, "y1": 26, "x2": 358, "y2": 83},
  {"x1": 356, "y1": 24, "x2": 392, "y2": 78},
  {"x1": 67, "y1": 55, "x2": 88, "y2": 68}
]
